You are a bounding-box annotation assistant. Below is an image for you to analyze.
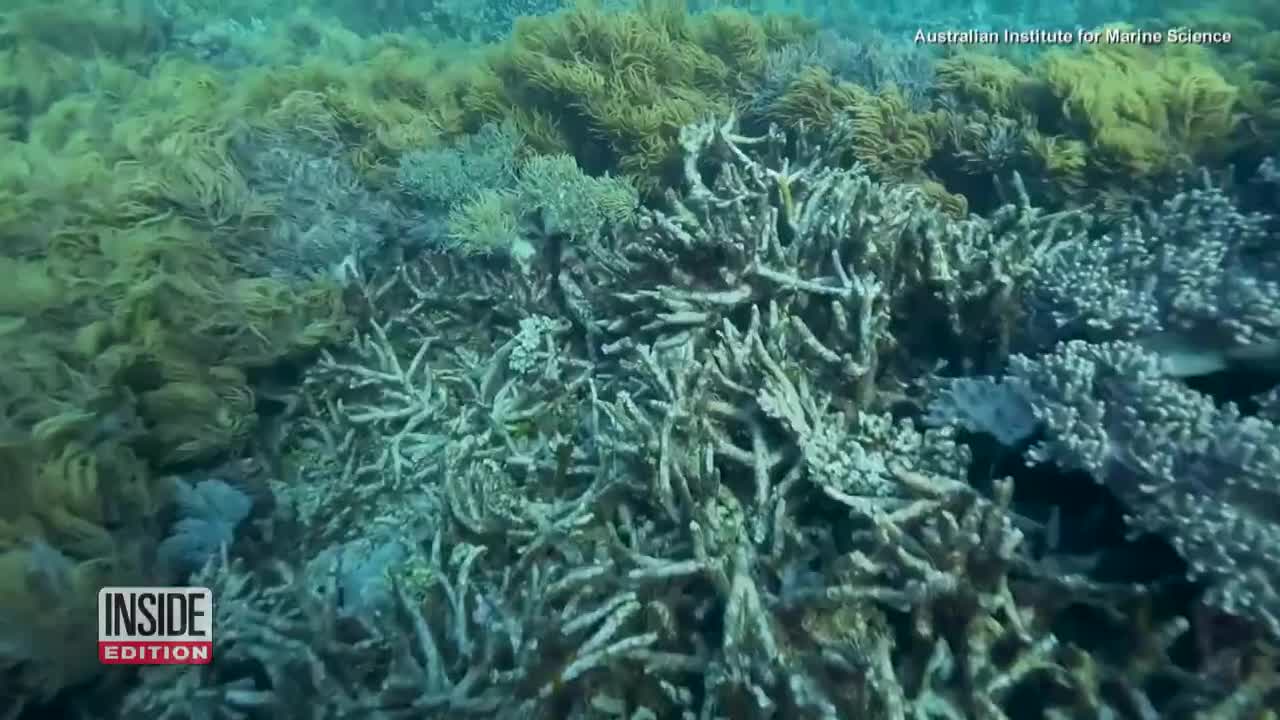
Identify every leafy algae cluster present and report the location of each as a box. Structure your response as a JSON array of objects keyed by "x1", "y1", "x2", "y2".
[
  {"x1": 932, "y1": 39, "x2": 1243, "y2": 212},
  {"x1": 748, "y1": 12, "x2": 1272, "y2": 219},
  {"x1": 0, "y1": 0, "x2": 351, "y2": 702},
  {"x1": 458, "y1": 0, "x2": 815, "y2": 193}
]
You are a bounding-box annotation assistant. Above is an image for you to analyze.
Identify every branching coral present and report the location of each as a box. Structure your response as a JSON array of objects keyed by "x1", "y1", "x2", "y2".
[
  {"x1": 115, "y1": 111, "x2": 1280, "y2": 719},
  {"x1": 397, "y1": 125, "x2": 639, "y2": 260},
  {"x1": 395, "y1": 121, "x2": 523, "y2": 210},
  {"x1": 3, "y1": 0, "x2": 1274, "y2": 712},
  {"x1": 582, "y1": 116, "x2": 1088, "y2": 399},
  {"x1": 1024, "y1": 167, "x2": 1280, "y2": 373},
  {"x1": 932, "y1": 339, "x2": 1280, "y2": 645}
]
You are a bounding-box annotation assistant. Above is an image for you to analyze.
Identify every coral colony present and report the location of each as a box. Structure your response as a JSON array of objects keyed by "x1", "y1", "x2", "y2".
[{"x1": 0, "y1": 0, "x2": 1277, "y2": 718}]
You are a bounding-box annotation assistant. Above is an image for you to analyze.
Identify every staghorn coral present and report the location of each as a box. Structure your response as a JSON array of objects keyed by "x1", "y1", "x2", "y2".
[
  {"x1": 273, "y1": 258, "x2": 573, "y2": 554},
  {"x1": 0, "y1": 0, "x2": 1272, "y2": 713},
  {"x1": 114, "y1": 112, "x2": 1280, "y2": 719},
  {"x1": 580, "y1": 116, "x2": 1088, "y2": 398},
  {"x1": 125, "y1": 282, "x2": 1047, "y2": 719}
]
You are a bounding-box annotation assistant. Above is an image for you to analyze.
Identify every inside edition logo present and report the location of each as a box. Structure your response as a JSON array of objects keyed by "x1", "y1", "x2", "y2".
[{"x1": 98, "y1": 587, "x2": 213, "y2": 665}]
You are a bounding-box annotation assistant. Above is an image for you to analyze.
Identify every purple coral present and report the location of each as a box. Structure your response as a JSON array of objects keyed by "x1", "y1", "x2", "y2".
[
  {"x1": 938, "y1": 340, "x2": 1280, "y2": 639},
  {"x1": 1026, "y1": 172, "x2": 1280, "y2": 374}
]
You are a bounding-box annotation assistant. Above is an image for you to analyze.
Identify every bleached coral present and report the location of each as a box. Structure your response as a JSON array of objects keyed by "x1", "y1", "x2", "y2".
[
  {"x1": 586, "y1": 115, "x2": 1088, "y2": 402},
  {"x1": 118, "y1": 116, "x2": 1272, "y2": 720}
]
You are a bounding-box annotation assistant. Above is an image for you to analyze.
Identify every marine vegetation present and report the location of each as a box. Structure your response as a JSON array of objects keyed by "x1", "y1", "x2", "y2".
[
  {"x1": 931, "y1": 38, "x2": 1257, "y2": 214},
  {"x1": 0, "y1": 0, "x2": 351, "y2": 706},
  {"x1": 457, "y1": 0, "x2": 815, "y2": 193}
]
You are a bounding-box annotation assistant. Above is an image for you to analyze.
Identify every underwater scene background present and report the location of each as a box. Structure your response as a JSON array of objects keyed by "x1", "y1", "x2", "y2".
[{"x1": 0, "y1": 0, "x2": 1278, "y2": 717}]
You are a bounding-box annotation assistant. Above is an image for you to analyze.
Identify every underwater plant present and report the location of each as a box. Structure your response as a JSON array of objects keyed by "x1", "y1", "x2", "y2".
[
  {"x1": 929, "y1": 38, "x2": 1254, "y2": 213},
  {"x1": 455, "y1": 0, "x2": 814, "y2": 193}
]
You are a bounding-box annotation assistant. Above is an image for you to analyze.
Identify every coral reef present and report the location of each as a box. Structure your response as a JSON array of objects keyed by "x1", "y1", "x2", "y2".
[
  {"x1": 1, "y1": 1, "x2": 1278, "y2": 718},
  {"x1": 113, "y1": 116, "x2": 1279, "y2": 719},
  {"x1": 1024, "y1": 169, "x2": 1280, "y2": 373},
  {"x1": 398, "y1": 124, "x2": 639, "y2": 259},
  {"x1": 924, "y1": 160, "x2": 1280, "y2": 650},
  {"x1": 943, "y1": 340, "x2": 1280, "y2": 640}
]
